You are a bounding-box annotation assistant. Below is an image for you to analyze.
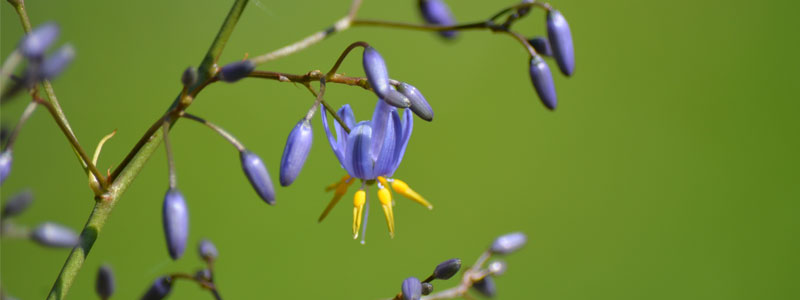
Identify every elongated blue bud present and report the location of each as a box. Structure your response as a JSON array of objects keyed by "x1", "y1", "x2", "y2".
[
  {"x1": 528, "y1": 36, "x2": 553, "y2": 57},
  {"x1": 198, "y1": 239, "x2": 218, "y2": 261},
  {"x1": 402, "y1": 277, "x2": 422, "y2": 300},
  {"x1": 31, "y1": 222, "x2": 79, "y2": 248},
  {"x1": 96, "y1": 264, "x2": 115, "y2": 300},
  {"x1": 40, "y1": 44, "x2": 75, "y2": 80},
  {"x1": 421, "y1": 282, "x2": 434, "y2": 295},
  {"x1": 162, "y1": 188, "x2": 188, "y2": 260},
  {"x1": 529, "y1": 56, "x2": 557, "y2": 110},
  {"x1": 418, "y1": 0, "x2": 458, "y2": 39},
  {"x1": 363, "y1": 47, "x2": 410, "y2": 108},
  {"x1": 141, "y1": 276, "x2": 172, "y2": 300},
  {"x1": 240, "y1": 150, "x2": 276, "y2": 205},
  {"x1": 490, "y1": 232, "x2": 527, "y2": 255},
  {"x1": 218, "y1": 60, "x2": 255, "y2": 83},
  {"x1": 19, "y1": 22, "x2": 59, "y2": 59},
  {"x1": 433, "y1": 258, "x2": 461, "y2": 280},
  {"x1": 472, "y1": 276, "x2": 497, "y2": 298},
  {"x1": 546, "y1": 10, "x2": 575, "y2": 76},
  {"x1": 181, "y1": 66, "x2": 198, "y2": 87},
  {"x1": 2, "y1": 189, "x2": 33, "y2": 218},
  {"x1": 397, "y1": 83, "x2": 434, "y2": 121},
  {"x1": 0, "y1": 150, "x2": 14, "y2": 186},
  {"x1": 279, "y1": 119, "x2": 313, "y2": 186}
]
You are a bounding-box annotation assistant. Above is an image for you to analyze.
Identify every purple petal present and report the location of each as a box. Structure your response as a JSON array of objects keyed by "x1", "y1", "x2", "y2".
[
  {"x1": 40, "y1": 44, "x2": 75, "y2": 80},
  {"x1": 370, "y1": 99, "x2": 394, "y2": 160},
  {"x1": 374, "y1": 109, "x2": 401, "y2": 176},
  {"x1": 390, "y1": 109, "x2": 414, "y2": 175},
  {"x1": 401, "y1": 277, "x2": 422, "y2": 300},
  {"x1": 345, "y1": 124, "x2": 374, "y2": 179},
  {"x1": 335, "y1": 105, "x2": 356, "y2": 153},
  {"x1": 19, "y1": 22, "x2": 59, "y2": 59},
  {"x1": 320, "y1": 106, "x2": 345, "y2": 167},
  {"x1": 0, "y1": 150, "x2": 12, "y2": 186}
]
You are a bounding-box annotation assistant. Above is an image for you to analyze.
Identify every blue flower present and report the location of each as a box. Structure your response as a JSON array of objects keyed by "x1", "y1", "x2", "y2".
[{"x1": 318, "y1": 99, "x2": 432, "y2": 242}]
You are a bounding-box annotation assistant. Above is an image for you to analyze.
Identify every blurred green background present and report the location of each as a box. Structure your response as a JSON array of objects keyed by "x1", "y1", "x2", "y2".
[{"x1": 1, "y1": 0, "x2": 798, "y2": 299}]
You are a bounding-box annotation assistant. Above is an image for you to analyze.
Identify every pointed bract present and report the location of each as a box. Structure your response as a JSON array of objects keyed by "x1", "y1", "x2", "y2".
[
  {"x1": 162, "y1": 188, "x2": 189, "y2": 260},
  {"x1": 19, "y1": 22, "x2": 59, "y2": 59},
  {"x1": 96, "y1": 264, "x2": 115, "y2": 300},
  {"x1": 402, "y1": 277, "x2": 423, "y2": 300},
  {"x1": 490, "y1": 232, "x2": 527, "y2": 255},
  {"x1": 141, "y1": 276, "x2": 172, "y2": 300},
  {"x1": 418, "y1": 0, "x2": 458, "y2": 39},
  {"x1": 31, "y1": 222, "x2": 79, "y2": 248},
  {"x1": 547, "y1": 10, "x2": 575, "y2": 76},
  {"x1": 280, "y1": 119, "x2": 313, "y2": 186},
  {"x1": 397, "y1": 83, "x2": 434, "y2": 121},
  {"x1": 529, "y1": 55, "x2": 557, "y2": 110},
  {"x1": 218, "y1": 60, "x2": 255, "y2": 83},
  {"x1": 240, "y1": 150, "x2": 276, "y2": 205},
  {"x1": 40, "y1": 44, "x2": 75, "y2": 80}
]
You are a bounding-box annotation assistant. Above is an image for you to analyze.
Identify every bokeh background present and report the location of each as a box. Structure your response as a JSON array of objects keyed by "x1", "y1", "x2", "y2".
[{"x1": 1, "y1": 0, "x2": 798, "y2": 299}]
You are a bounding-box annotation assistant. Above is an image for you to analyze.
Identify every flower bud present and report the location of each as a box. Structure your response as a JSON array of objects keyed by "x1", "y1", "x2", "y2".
[
  {"x1": 240, "y1": 150, "x2": 276, "y2": 205},
  {"x1": 96, "y1": 264, "x2": 115, "y2": 300},
  {"x1": 529, "y1": 55, "x2": 557, "y2": 110},
  {"x1": 195, "y1": 269, "x2": 212, "y2": 281},
  {"x1": 162, "y1": 188, "x2": 189, "y2": 260},
  {"x1": 279, "y1": 119, "x2": 313, "y2": 186},
  {"x1": 363, "y1": 47, "x2": 410, "y2": 108},
  {"x1": 1, "y1": 150, "x2": 13, "y2": 186},
  {"x1": 181, "y1": 66, "x2": 198, "y2": 87},
  {"x1": 421, "y1": 282, "x2": 434, "y2": 295},
  {"x1": 490, "y1": 232, "x2": 527, "y2": 255},
  {"x1": 418, "y1": 0, "x2": 458, "y2": 39},
  {"x1": 198, "y1": 239, "x2": 219, "y2": 261},
  {"x1": 218, "y1": 60, "x2": 255, "y2": 83},
  {"x1": 1, "y1": 189, "x2": 33, "y2": 218},
  {"x1": 40, "y1": 44, "x2": 75, "y2": 80},
  {"x1": 397, "y1": 83, "x2": 434, "y2": 121},
  {"x1": 31, "y1": 222, "x2": 79, "y2": 248},
  {"x1": 19, "y1": 22, "x2": 59, "y2": 59},
  {"x1": 488, "y1": 260, "x2": 507, "y2": 276},
  {"x1": 401, "y1": 277, "x2": 422, "y2": 300},
  {"x1": 528, "y1": 36, "x2": 553, "y2": 57},
  {"x1": 141, "y1": 276, "x2": 172, "y2": 300},
  {"x1": 546, "y1": 10, "x2": 575, "y2": 76},
  {"x1": 432, "y1": 258, "x2": 461, "y2": 280},
  {"x1": 472, "y1": 276, "x2": 496, "y2": 298}
]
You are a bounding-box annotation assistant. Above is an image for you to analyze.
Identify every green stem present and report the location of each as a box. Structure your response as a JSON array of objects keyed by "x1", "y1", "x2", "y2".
[{"x1": 44, "y1": 0, "x2": 250, "y2": 298}]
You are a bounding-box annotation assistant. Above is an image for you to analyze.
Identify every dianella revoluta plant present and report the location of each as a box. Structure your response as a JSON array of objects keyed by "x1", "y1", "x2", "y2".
[{"x1": 0, "y1": 0, "x2": 576, "y2": 298}]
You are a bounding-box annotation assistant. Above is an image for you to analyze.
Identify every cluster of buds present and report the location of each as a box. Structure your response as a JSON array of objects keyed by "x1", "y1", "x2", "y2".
[
  {"x1": 0, "y1": 189, "x2": 79, "y2": 248},
  {"x1": 2, "y1": 22, "x2": 75, "y2": 100},
  {"x1": 139, "y1": 239, "x2": 222, "y2": 299}
]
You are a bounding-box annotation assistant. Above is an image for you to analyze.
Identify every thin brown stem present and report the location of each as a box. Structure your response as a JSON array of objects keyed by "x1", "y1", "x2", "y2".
[
  {"x1": 3, "y1": 100, "x2": 38, "y2": 151},
  {"x1": 181, "y1": 113, "x2": 246, "y2": 152},
  {"x1": 326, "y1": 41, "x2": 369, "y2": 78}
]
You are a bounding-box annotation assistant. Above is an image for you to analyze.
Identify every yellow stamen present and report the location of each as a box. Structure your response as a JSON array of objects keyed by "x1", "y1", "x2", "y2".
[
  {"x1": 318, "y1": 179, "x2": 353, "y2": 222},
  {"x1": 391, "y1": 179, "x2": 433, "y2": 210},
  {"x1": 352, "y1": 189, "x2": 366, "y2": 239},
  {"x1": 378, "y1": 187, "x2": 395, "y2": 238},
  {"x1": 325, "y1": 175, "x2": 351, "y2": 192}
]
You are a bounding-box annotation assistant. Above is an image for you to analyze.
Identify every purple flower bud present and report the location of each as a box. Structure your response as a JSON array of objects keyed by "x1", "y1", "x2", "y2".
[
  {"x1": 279, "y1": 119, "x2": 313, "y2": 186},
  {"x1": 162, "y1": 188, "x2": 188, "y2": 260},
  {"x1": 141, "y1": 276, "x2": 172, "y2": 300},
  {"x1": 517, "y1": 0, "x2": 535, "y2": 16},
  {"x1": 546, "y1": 10, "x2": 575, "y2": 76},
  {"x1": 31, "y1": 222, "x2": 79, "y2": 248},
  {"x1": 433, "y1": 258, "x2": 461, "y2": 280},
  {"x1": 181, "y1": 66, "x2": 198, "y2": 87},
  {"x1": 1, "y1": 150, "x2": 13, "y2": 186},
  {"x1": 1, "y1": 189, "x2": 33, "y2": 218},
  {"x1": 240, "y1": 150, "x2": 276, "y2": 205},
  {"x1": 40, "y1": 44, "x2": 75, "y2": 80},
  {"x1": 218, "y1": 60, "x2": 255, "y2": 83},
  {"x1": 528, "y1": 36, "x2": 553, "y2": 57},
  {"x1": 397, "y1": 83, "x2": 434, "y2": 121},
  {"x1": 96, "y1": 264, "x2": 115, "y2": 300},
  {"x1": 195, "y1": 268, "x2": 212, "y2": 281},
  {"x1": 490, "y1": 232, "x2": 527, "y2": 255},
  {"x1": 488, "y1": 260, "x2": 507, "y2": 276},
  {"x1": 418, "y1": 0, "x2": 458, "y2": 39},
  {"x1": 421, "y1": 282, "x2": 434, "y2": 295},
  {"x1": 363, "y1": 47, "x2": 410, "y2": 108},
  {"x1": 472, "y1": 276, "x2": 497, "y2": 298},
  {"x1": 529, "y1": 56, "x2": 557, "y2": 110},
  {"x1": 401, "y1": 277, "x2": 422, "y2": 300},
  {"x1": 19, "y1": 22, "x2": 59, "y2": 59},
  {"x1": 198, "y1": 239, "x2": 218, "y2": 261}
]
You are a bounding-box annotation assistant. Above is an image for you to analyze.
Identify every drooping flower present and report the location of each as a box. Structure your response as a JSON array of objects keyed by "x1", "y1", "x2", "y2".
[
  {"x1": 318, "y1": 99, "x2": 432, "y2": 242},
  {"x1": 546, "y1": 9, "x2": 575, "y2": 76}
]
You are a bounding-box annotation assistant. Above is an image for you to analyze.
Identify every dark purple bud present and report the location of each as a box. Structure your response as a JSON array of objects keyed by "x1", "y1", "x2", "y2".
[
  {"x1": 363, "y1": 47, "x2": 409, "y2": 108},
  {"x1": 162, "y1": 188, "x2": 188, "y2": 260},
  {"x1": 490, "y1": 232, "x2": 527, "y2": 255},
  {"x1": 141, "y1": 276, "x2": 172, "y2": 300},
  {"x1": 397, "y1": 82, "x2": 434, "y2": 121},
  {"x1": 529, "y1": 56, "x2": 557, "y2": 110},
  {"x1": 218, "y1": 60, "x2": 255, "y2": 83},
  {"x1": 433, "y1": 258, "x2": 461, "y2": 280},
  {"x1": 546, "y1": 10, "x2": 575, "y2": 76},
  {"x1": 40, "y1": 44, "x2": 75, "y2": 80},
  {"x1": 517, "y1": 0, "x2": 534, "y2": 16},
  {"x1": 401, "y1": 277, "x2": 422, "y2": 300},
  {"x1": 279, "y1": 119, "x2": 313, "y2": 186},
  {"x1": 198, "y1": 239, "x2": 218, "y2": 261},
  {"x1": 194, "y1": 268, "x2": 212, "y2": 281},
  {"x1": 181, "y1": 66, "x2": 198, "y2": 87},
  {"x1": 1, "y1": 150, "x2": 13, "y2": 186},
  {"x1": 418, "y1": 0, "x2": 458, "y2": 39},
  {"x1": 19, "y1": 22, "x2": 59, "y2": 59},
  {"x1": 528, "y1": 36, "x2": 553, "y2": 57},
  {"x1": 472, "y1": 276, "x2": 497, "y2": 298},
  {"x1": 96, "y1": 264, "x2": 115, "y2": 300},
  {"x1": 31, "y1": 222, "x2": 79, "y2": 248},
  {"x1": 240, "y1": 150, "x2": 276, "y2": 205},
  {"x1": 2, "y1": 189, "x2": 33, "y2": 218},
  {"x1": 421, "y1": 282, "x2": 434, "y2": 295}
]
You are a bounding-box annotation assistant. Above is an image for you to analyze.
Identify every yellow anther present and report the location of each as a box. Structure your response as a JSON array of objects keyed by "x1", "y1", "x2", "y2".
[
  {"x1": 378, "y1": 187, "x2": 395, "y2": 238},
  {"x1": 325, "y1": 175, "x2": 351, "y2": 192},
  {"x1": 319, "y1": 177, "x2": 354, "y2": 222},
  {"x1": 377, "y1": 176, "x2": 390, "y2": 188},
  {"x1": 353, "y1": 189, "x2": 366, "y2": 238},
  {"x1": 391, "y1": 179, "x2": 433, "y2": 210}
]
